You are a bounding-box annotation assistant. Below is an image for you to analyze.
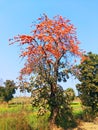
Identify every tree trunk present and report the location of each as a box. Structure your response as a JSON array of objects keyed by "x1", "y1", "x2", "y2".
[
  {"x1": 49, "y1": 107, "x2": 63, "y2": 130},
  {"x1": 49, "y1": 107, "x2": 59, "y2": 130},
  {"x1": 49, "y1": 83, "x2": 59, "y2": 129},
  {"x1": 50, "y1": 107, "x2": 58, "y2": 124},
  {"x1": 49, "y1": 62, "x2": 59, "y2": 129}
]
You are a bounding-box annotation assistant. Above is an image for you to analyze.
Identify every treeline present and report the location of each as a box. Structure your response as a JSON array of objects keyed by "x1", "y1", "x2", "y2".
[{"x1": 0, "y1": 80, "x2": 16, "y2": 102}]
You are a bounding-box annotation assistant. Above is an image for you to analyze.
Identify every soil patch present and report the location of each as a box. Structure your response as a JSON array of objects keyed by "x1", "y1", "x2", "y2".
[{"x1": 73, "y1": 117, "x2": 98, "y2": 130}]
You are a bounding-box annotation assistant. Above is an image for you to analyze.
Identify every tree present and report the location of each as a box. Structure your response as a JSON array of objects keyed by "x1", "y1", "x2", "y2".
[
  {"x1": 64, "y1": 88, "x2": 75, "y2": 102},
  {"x1": 11, "y1": 14, "x2": 83, "y2": 128},
  {"x1": 0, "y1": 86, "x2": 5, "y2": 101},
  {"x1": 1, "y1": 80, "x2": 16, "y2": 102},
  {"x1": 76, "y1": 52, "x2": 98, "y2": 116}
]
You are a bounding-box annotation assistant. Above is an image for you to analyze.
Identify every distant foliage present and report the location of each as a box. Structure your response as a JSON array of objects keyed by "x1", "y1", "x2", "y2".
[
  {"x1": 64, "y1": 88, "x2": 75, "y2": 102},
  {"x1": 0, "y1": 80, "x2": 16, "y2": 102},
  {"x1": 0, "y1": 86, "x2": 5, "y2": 101}
]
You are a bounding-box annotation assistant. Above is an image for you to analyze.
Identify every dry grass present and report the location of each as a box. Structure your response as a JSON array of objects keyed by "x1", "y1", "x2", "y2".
[
  {"x1": 73, "y1": 118, "x2": 98, "y2": 130},
  {"x1": 0, "y1": 97, "x2": 97, "y2": 130}
]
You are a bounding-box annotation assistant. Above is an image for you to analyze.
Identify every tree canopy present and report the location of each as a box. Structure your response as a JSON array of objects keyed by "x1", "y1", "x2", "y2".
[
  {"x1": 64, "y1": 88, "x2": 75, "y2": 102},
  {"x1": 0, "y1": 80, "x2": 16, "y2": 102},
  {"x1": 76, "y1": 52, "x2": 98, "y2": 115}
]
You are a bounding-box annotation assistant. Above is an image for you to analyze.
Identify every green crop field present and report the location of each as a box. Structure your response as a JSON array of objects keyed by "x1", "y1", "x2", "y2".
[
  {"x1": 0, "y1": 97, "x2": 83, "y2": 130},
  {"x1": 71, "y1": 100, "x2": 83, "y2": 118}
]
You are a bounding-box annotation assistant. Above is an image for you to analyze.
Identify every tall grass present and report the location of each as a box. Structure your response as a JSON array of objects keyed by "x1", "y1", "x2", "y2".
[
  {"x1": 0, "y1": 102, "x2": 50, "y2": 130},
  {"x1": 0, "y1": 98, "x2": 83, "y2": 130}
]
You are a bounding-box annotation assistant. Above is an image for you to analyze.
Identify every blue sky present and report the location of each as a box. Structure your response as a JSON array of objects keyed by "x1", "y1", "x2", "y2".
[{"x1": 0, "y1": 0, "x2": 98, "y2": 93}]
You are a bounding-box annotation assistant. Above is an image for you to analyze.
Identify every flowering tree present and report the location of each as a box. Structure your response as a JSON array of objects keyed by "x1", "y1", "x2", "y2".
[{"x1": 11, "y1": 14, "x2": 83, "y2": 128}]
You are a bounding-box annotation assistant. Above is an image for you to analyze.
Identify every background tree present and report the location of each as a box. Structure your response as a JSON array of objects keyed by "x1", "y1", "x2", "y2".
[
  {"x1": 76, "y1": 52, "x2": 98, "y2": 116},
  {"x1": 0, "y1": 86, "x2": 5, "y2": 102},
  {"x1": 1, "y1": 80, "x2": 16, "y2": 102},
  {"x1": 11, "y1": 14, "x2": 84, "y2": 128},
  {"x1": 64, "y1": 88, "x2": 75, "y2": 102}
]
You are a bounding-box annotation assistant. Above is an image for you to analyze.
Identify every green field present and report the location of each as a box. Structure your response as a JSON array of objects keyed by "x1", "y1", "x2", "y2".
[
  {"x1": 0, "y1": 97, "x2": 83, "y2": 130},
  {"x1": 71, "y1": 100, "x2": 83, "y2": 118}
]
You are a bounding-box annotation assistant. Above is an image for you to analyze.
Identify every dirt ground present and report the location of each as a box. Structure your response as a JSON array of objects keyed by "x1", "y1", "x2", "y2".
[
  {"x1": 53, "y1": 117, "x2": 98, "y2": 130},
  {"x1": 73, "y1": 117, "x2": 98, "y2": 130}
]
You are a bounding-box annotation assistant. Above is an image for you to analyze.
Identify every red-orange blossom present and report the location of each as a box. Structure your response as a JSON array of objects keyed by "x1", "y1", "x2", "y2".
[{"x1": 11, "y1": 14, "x2": 84, "y2": 80}]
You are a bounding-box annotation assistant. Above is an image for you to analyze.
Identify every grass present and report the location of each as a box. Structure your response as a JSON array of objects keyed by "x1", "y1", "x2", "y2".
[
  {"x1": 71, "y1": 101, "x2": 83, "y2": 112},
  {"x1": 71, "y1": 99, "x2": 83, "y2": 119},
  {"x1": 0, "y1": 97, "x2": 83, "y2": 130},
  {"x1": 0, "y1": 101, "x2": 50, "y2": 130}
]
